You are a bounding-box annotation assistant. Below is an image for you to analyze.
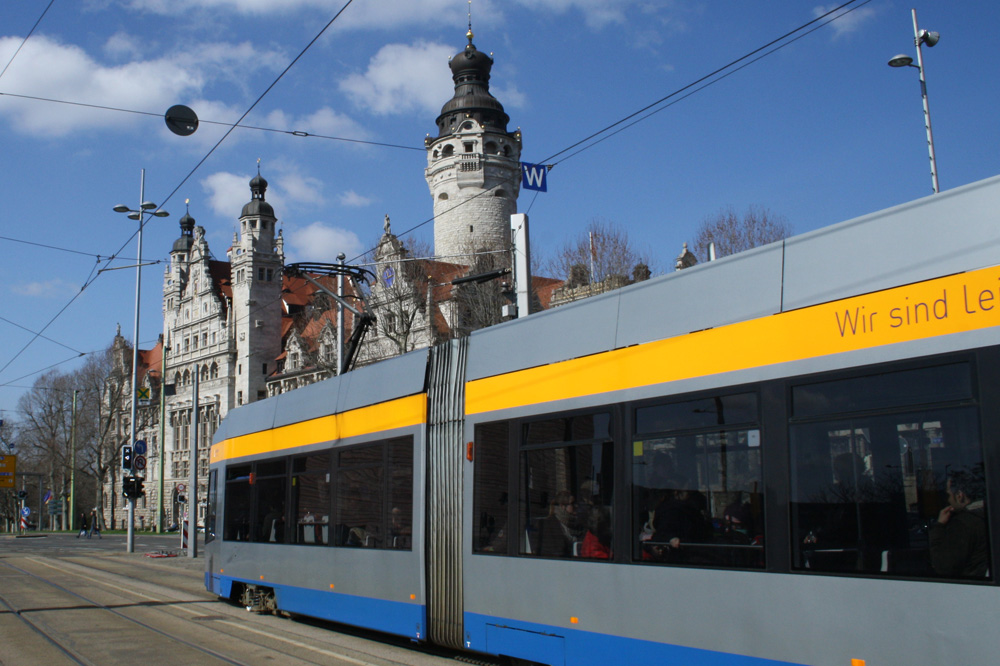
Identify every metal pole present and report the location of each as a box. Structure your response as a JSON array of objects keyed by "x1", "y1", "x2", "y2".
[
  {"x1": 189, "y1": 367, "x2": 199, "y2": 558},
  {"x1": 911, "y1": 8, "x2": 939, "y2": 194},
  {"x1": 157, "y1": 335, "x2": 167, "y2": 533},
  {"x1": 126, "y1": 168, "x2": 145, "y2": 554},
  {"x1": 70, "y1": 389, "x2": 77, "y2": 531},
  {"x1": 337, "y1": 253, "x2": 346, "y2": 375}
]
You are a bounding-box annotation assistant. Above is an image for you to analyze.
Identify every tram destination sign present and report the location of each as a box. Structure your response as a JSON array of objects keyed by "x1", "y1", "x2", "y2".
[{"x1": 0, "y1": 454, "x2": 15, "y2": 489}]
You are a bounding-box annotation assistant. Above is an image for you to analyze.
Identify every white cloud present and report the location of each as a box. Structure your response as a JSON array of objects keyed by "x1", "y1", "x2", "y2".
[
  {"x1": 339, "y1": 190, "x2": 372, "y2": 207},
  {"x1": 0, "y1": 35, "x2": 284, "y2": 138},
  {"x1": 11, "y1": 279, "x2": 77, "y2": 299},
  {"x1": 512, "y1": 0, "x2": 635, "y2": 28},
  {"x1": 202, "y1": 171, "x2": 254, "y2": 218},
  {"x1": 339, "y1": 41, "x2": 454, "y2": 116},
  {"x1": 0, "y1": 35, "x2": 200, "y2": 137},
  {"x1": 125, "y1": 0, "x2": 494, "y2": 28},
  {"x1": 275, "y1": 172, "x2": 325, "y2": 207},
  {"x1": 261, "y1": 107, "x2": 370, "y2": 142},
  {"x1": 813, "y1": 4, "x2": 878, "y2": 38},
  {"x1": 285, "y1": 221, "x2": 363, "y2": 262},
  {"x1": 201, "y1": 165, "x2": 327, "y2": 220},
  {"x1": 103, "y1": 32, "x2": 143, "y2": 60}
]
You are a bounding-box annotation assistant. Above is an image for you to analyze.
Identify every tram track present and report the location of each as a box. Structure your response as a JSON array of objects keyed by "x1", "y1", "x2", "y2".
[
  {"x1": 0, "y1": 558, "x2": 251, "y2": 666},
  {"x1": 0, "y1": 554, "x2": 479, "y2": 666}
]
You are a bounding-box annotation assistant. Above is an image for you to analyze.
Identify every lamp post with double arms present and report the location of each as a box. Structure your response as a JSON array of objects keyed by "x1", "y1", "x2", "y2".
[
  {"x1": 888, "y1": 8, "x2": 941, "y2": 194},
  {"x1": 113, "y1": 168, "x2": 168, "y2": 553}
]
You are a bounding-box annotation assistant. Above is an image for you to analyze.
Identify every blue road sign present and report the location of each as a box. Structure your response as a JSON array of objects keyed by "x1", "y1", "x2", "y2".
[
  {"x1": 521, "y1": 162, "x2": 548, "y2": 192},
  {"x1": 134, "y1": 440, "x2": 147, "y2": 456},
  {"x1": 21, "y1": 506, "x2": 30, "y2": 517}
]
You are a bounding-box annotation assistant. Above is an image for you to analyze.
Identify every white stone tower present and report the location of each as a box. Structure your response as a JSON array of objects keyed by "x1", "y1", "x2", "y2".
[
  {"x1": 230, "y1": 172, "x2": 284, "y2": 406},
  {"x1": 425, "y1": 29, "x2": 521, "y2": 261}
]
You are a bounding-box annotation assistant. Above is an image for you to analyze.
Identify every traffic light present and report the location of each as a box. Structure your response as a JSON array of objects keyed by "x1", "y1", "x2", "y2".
[
  {"x1": 177, "y1": 493, "x2": 187, "y2": 504},
  {"x1": 17, "y1": 490, "x2": 27, "y2": 500},
  {"x1": 122, "y1": 445, "x2": 133, "y2": 470},
  {"x1": 134, "y1": 477, "x2": 145, "y2": 498}
]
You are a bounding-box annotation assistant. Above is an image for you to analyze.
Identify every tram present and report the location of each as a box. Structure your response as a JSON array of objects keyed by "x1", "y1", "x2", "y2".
[{"x1": 205, "y1": 175, "x2": 1000, "y2": 666}]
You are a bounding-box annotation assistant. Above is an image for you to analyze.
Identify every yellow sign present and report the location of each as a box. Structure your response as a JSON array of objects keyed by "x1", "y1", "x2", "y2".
[
  {"x1": 136, "y1": 387, "x2": 150, "y2": 401},
  {"x1": 467, "y1": 264, "x2": 1000, "y2": 415},
  {"x1": 0, "y1": 454, "x2": 16, "y2": 489}
]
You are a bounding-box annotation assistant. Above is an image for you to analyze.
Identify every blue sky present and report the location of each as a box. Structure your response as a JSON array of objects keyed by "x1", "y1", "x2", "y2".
[{"x1": 2, "y1": 0, "x2": 999, "y2": 413}]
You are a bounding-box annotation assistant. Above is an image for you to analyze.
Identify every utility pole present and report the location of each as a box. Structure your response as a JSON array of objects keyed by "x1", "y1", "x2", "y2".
[
  {"x1": 69, "y1": 389, "x2": 77, "y2": 531},
  {"x1": 188, "y1": 366, "x2": 199, "y2": 558},
  {"x1": 157, "y1": 335, "x2": 167, "y2": 533}
]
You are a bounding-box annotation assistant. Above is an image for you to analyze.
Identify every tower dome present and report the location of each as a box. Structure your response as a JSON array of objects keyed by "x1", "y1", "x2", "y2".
[
  {"x1": 172, "y1": 210, "x2": 195, "y2": 253},
  {"x1": 241, "y1": 173, "x2": 274, "y2": 218},
  {"x1": 435, "y1": 32, "x2": 510, "y2": 137}
]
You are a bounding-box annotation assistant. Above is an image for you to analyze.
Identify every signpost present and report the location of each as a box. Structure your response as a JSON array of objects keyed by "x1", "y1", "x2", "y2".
[{"x1": 0, "y1": 454, "x2": 15, "y2": 489}]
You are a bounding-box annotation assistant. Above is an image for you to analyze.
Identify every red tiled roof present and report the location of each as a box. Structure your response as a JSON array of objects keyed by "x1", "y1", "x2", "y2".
[{"x1": 532, "y1": 276, "x2": 564, "y2": 310}]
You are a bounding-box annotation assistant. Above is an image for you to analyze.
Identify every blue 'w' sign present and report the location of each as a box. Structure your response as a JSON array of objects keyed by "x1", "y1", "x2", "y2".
[{"x1": 521, "y1": 162, "x2": 548, "y2": 192}]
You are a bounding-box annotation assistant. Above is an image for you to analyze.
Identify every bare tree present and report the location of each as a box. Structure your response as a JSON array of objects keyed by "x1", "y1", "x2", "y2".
[
  {"x1": 71, "y1": 344, "x2": 130, "y2": 529},
  {"x1": 451, "y1": 244, "x2": 512, "y2": 338},
  {"x1": 14, "y1": 370, "x2": 76, "y2": 529},
  {"x1": 547, "y1": 218, "x2": 652, "y2": 286},
  {"x1": 692, "y1": 205, "x2": 792, "y2": 262}
]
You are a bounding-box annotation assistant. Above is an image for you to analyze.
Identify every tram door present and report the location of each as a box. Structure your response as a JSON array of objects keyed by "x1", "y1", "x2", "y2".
[{"x1": 426, "y1": 339, "x2": 468, "y2": 649}]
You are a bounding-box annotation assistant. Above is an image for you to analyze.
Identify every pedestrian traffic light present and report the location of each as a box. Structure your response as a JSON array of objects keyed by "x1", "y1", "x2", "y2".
[{"x1": 122, "y1": 445, "x2": 133, "y2": 470}]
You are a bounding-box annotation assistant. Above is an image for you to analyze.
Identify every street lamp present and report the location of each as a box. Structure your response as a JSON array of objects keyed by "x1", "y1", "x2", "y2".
[
  {"x1": 113, "y1": 168, "x2": 168, "y2": 553},
  {"x1": 888, "y1": 8, "x2": 940, "y2": 194}
]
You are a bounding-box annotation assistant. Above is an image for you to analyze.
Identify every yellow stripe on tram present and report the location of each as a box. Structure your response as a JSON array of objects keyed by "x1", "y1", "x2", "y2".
[
  {"x1": 210, "y1": 393, "x2": 427, "y2": 463},
  {"x1": 467, "y1": 264, "x2": 1000, "y2": 415}
]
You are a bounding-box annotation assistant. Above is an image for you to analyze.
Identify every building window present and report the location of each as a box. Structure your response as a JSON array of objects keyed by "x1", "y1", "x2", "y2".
[{"x1": 237, "y1": 391, "x2": 243, "y2": 406}]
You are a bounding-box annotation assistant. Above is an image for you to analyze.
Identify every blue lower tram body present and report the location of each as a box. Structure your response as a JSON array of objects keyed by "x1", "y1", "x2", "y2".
[{"x1": 207, "y1": 574, "x2": 800, "y2": 666}]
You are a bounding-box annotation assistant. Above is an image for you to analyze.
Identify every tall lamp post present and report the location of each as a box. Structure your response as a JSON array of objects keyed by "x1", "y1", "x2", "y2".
[
  {"x1": 888, "y1": 8, "x2": 940, "y2": 194},
  {"x1": 113, "y1": 169, "x2": 168, "y2": 553}
]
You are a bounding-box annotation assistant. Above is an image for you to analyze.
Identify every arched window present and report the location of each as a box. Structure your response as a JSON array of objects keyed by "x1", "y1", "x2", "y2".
[
  {"x1": 442, "y1": 144, "x2": 454, "y2": 157},
  {"x1": 494, "y1": 190, "x2": 506, "y2": 197},
  {"x1": 438, "y1": 192, "x2": 449, "y2": 201},
  {"x1": 200, "y1": 365, "x2": 209, "y2": 381},
  {"x1": 210, "y1": 362, "x2": 219, "y2": 379},
  {"x1": 485, "y1": 141, "x2": 498, "y2": 154},
  {"x1": 182, "y1": 369, "x2": 191, "y2": 386}
]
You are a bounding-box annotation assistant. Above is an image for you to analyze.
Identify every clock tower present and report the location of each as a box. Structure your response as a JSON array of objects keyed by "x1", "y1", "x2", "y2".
[{"x1": 425, "y1": 29, "x2": 521, "y2": 261}]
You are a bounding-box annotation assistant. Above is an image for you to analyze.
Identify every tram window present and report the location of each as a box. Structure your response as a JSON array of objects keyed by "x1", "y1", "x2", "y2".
[
  {"x1": 791, "y1": 362, "x2": 972, "y2": 419},
  {"x1": 389, "y1": 438, "x2": 413, "y2": 549},
  {"x1": 291, "y1": 453, "x2": 330, "y2": 546},
  {"x1": 224, "y1": 464, "x2": 252, "y2": 541},
  {"x1": 474, "y1": 421, "x2": 510, "y2": 554},
  {"x1": 790, "y1": 406, "x2": 987, "y2": 579},
  {"x1": 254, "y1": 459, "x2": 288, "y2": 544},
  {"x1": 519, "y1": 412, "x2": 614, "y2": 560},
  {"x1": 206, "y1": 469, "x2": 217, "y2": 544},
  {"x1": 336, "y1": 444, "x2": 384, "y2": 547},
  {"x1": 632, "y1": 423, "x2": 765, "y2": 569},
  {"x1": 636, "y1": 393, "x2": 757, "y2": 433}
]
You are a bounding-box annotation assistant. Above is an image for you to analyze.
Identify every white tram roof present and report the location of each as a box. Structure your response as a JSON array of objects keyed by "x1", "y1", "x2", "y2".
[{"x1": 467, "y1": 173, "x2": 1000, "y2": 382}]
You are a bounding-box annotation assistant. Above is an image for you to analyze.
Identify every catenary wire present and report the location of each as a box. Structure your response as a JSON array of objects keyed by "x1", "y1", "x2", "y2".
[
  {"x1": 0, "y1": 0, "x2": 56, "y2": 81},
  {"x1": 552, "y1": 1, "x2": 874, "y2": 166},
  {"x1": 0, "y1": 0, "x2": 357, "y2": 384},
  {"x1": 0, "y1": 91, "x2": 423, "y2": 152},
  {"x1": 3, "y1": 2, "x2": 862, "y2": 388}
]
